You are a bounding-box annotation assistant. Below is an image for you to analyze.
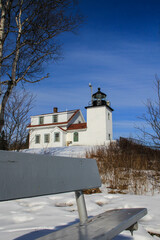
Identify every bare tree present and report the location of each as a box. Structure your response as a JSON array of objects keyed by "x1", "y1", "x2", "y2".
[
  {"x1": 137, "y1": 76, "x2": 160, "y2": 148},
  {"x1": 3, "y1": 90, "x2": 34, "y2": 150},
  {"x1": 0, "y1": 0, "x2": 82, "y2": 132}
]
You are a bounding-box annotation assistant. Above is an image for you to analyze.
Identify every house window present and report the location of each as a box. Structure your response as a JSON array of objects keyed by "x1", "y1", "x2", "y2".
[
  {"x1": 44, "y1": 134, "x2": 50, "y2": 143},
  {"x1": 54, "y1": 132, "x2": 60, "y2": 142},
  {"x1": 108, "y1": 113, "x2": 110, "y2": 120},
  {"x1": 53, "y1": 115, "x2": 58, "y2": 123},
  {"x1": 35, "y1": 135, "x2": 40, "y2": 144},
  {"x1": 73, "y1": 132, "x2": 79, "y2": 142},
  {"x1": 39, "y1": 116, "x2": 44, "y2": 124}
]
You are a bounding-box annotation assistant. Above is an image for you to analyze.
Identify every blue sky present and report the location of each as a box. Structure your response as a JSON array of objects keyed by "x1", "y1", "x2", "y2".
[{"x1": 28, "y1": 0, "x2": 160, "y2": 140}]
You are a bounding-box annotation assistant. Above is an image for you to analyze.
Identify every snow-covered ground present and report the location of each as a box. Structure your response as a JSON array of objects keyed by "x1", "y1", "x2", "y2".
[
  {"x1": 1, "y1": 146, "x2": 160, "y2": 240},
  {"x1": 22, "y1": 146, "x2": 93, "y2": 158}
]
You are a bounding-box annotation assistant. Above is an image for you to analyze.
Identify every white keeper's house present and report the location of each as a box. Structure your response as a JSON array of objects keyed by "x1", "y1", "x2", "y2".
[{"x1": 27, "y1": 88, "x2": 114, "y2": 148}]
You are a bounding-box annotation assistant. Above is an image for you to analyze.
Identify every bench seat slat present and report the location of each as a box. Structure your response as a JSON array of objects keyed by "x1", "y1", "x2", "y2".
[
  {"x1": 37, "y1": 208, "x2": 147, "y2": 240},
  {"x1": 0, "y1": 151, "x2": 101, "y2": 201}
]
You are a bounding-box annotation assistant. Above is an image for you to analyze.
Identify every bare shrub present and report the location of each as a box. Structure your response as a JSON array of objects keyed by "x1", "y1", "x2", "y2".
[
  {"x1": 86, "y1": 138, "x2": 160, "y2": 195},
  {"x1": 83, "y1": 188, "x2": 102, "y2": 195}
]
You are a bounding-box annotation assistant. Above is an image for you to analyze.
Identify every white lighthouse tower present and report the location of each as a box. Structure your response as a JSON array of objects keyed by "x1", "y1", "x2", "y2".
[{"x1": 85, "y1": 88, "x2": 113, "y2": 145}]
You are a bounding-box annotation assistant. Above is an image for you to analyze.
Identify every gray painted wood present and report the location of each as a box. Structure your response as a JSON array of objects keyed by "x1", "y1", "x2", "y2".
[
  {"x1": 0, "y1": 150, "x2": 101, "y2": 201},
  {"x1": 37, "y1": 208, "x2": 147, "y2": 240}
]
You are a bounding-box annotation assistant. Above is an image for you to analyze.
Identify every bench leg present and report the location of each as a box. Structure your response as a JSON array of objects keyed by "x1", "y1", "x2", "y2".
[
  {"x1": 75, "y1": 190, "x2": 88, "y2": 225},
  {"x1": 126, "y1": 222, "x2": 138, "y2": 235}
]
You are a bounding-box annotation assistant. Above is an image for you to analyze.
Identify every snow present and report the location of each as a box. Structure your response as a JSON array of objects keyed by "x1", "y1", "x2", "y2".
[
  {"x1": 22, "y1": 146, "x2": 93, "y2": 158},
  {"x1": 1, "y1": 146, "x2": 160, "y2": 240}
]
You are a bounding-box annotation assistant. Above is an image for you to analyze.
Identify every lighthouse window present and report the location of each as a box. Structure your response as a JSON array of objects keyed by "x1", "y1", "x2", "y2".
[
  {"x1": 108, "y1": 113, "x2": 110, "y2": 120},
  {"x1": 73, "y1": 132, "x2": 79, "y2": 142},
  {"x1": 54, "y1": 132, "x2": 60, "y2": 142},
  {"x1": 53, "y1": 115, "x2": 58, "y2": 123}
]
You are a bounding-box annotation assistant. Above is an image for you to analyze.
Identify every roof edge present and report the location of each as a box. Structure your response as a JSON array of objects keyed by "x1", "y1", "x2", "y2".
[{"x1": 85, "y1": 105, "x2": 114, "y2": 111}]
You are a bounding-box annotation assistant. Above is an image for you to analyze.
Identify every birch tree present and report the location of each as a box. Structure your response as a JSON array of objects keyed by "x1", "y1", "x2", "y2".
[{"x1": 0, "y1": 0, "x2": 82, "y2": 132}]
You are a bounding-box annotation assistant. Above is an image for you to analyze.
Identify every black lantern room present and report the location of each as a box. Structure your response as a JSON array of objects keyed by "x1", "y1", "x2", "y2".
[{"x1": 92, "y1": 88, "x2": 107, "y2": 106}]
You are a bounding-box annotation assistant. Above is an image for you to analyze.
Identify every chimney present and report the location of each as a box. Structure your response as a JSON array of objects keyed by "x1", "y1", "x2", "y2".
[{"x1": 53, "y1": 107, "x2": 58, "y2": 113}]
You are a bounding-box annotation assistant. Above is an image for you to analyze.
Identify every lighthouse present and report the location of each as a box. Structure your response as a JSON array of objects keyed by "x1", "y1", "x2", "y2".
[{"x1": 85, "y1": 88, "x2": 114, "y2": 145}]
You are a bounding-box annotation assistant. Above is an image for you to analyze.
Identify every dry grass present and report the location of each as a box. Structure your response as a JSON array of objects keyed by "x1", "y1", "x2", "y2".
[
  {"x1": 83, "y1": 188, "x2": 102, "y2": 194},
  {"x1": 86, "y1": 138, "x2": 160, "y2": 195}
]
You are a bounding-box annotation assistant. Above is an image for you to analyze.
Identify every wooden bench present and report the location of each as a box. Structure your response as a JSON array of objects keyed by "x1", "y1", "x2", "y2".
[{"x1": 0, "y1": 150, "x2": 147, "y2": 240}]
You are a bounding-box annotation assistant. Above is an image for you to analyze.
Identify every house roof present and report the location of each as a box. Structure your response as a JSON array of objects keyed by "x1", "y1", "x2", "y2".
[
  {"x1": 67, "y1": 123, "x2": 87, "y2": 130},
  {"x1": 30, "y1": 109, "x2": 79, "y2": 117},
  {"x1": 58, "y1": 126, "x2": 67, "y2": 132},
  {"x1": 27, "y1": 109, "x2": 80, "y2": 129},
  {"x1": 27, "y1": 122, "x2": 66, "y2": 128}
]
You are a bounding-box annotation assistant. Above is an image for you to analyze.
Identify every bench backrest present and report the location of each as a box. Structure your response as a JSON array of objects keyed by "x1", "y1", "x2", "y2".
[{"x1": 0, "y1": 150, "x2": 101, "y2": 201}]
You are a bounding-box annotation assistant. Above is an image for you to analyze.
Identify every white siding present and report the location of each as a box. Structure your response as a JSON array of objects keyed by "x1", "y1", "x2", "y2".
[
  {"x1": 29, "y1": 127, "x2": 66, "y2": 148},
  {"x1": 66, "y1": 130, "x2": 87, "y2": 146},
  {"x1": 31, "y1": 117, "x2": 39, "y2": 125},
  {"x1": 106, "y1": 109, "x2": 113, "y2": 140},
  {"x1": 85, "y1": 106, "x2": 113, "y2": 145}
]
